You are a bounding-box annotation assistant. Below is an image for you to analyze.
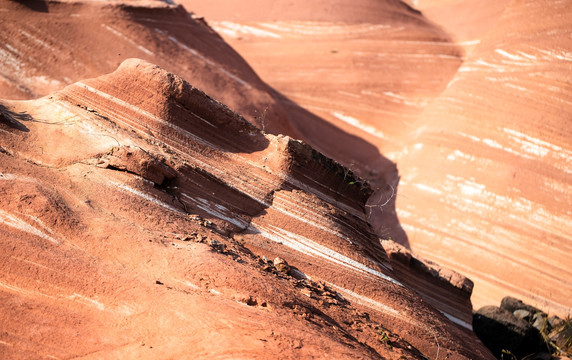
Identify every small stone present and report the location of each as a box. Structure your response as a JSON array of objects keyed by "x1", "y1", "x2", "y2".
[
  {"x1": 293, "y1": 339, "x2": 302, "y2": 349},
  {"x1": 289, "y1": 268, "x2": 307, "y2": 280},
  {"x1": 513, "y1": 309, "x2": 532, "y2": 320},
  {"x1": 181, "y1": 233, "x2": 196, "y2": 241},
  {"x1": 209, "y1": 239, "x2": 225, "y2": 252},
  {"x1": 548, "y1": 315, "x2": 563, "y2": 329},
  {"x1": 300, "y1": 288, "x2": 313, "y2": 298},
  {"x1": 273, "y1": 257, "x2": 290, "y2": 273},
  {"x1": 532, "y1": 313, "x2": 548, "y2": 331},
  {"x1": 326, "y1": 297, "x2": 339, "y2": 305}
]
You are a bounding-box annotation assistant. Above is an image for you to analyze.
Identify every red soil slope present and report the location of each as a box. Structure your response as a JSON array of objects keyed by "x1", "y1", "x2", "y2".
[{"x1": 0, "y1": 59, "x2": 494, "y2": 359}]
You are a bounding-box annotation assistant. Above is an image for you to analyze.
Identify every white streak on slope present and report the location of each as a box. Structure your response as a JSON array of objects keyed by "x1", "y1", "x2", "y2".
[
  {"x1": 252, "y1": 223, "x2": 402, "y2": 287},
  {"x1": 328, "y1": 283, "x2": 399, "y2": 316},
  {"x1": 332, "y1": 111, "x2": 385, "y2": 139},
  {"x1": 441, "y1": 311, "x2": 473, "y2": 330},
  {"x1": 68, "y1": 293, "x2": 105, "y2": 311},
  {"x1": 109, "y1": 181, "x2": 183, "y2": 214},
  {"x1": 495, "y1": 49, "x2": 525, "y2": 61},
  {"x1": 19, "y1": 30, "x2": 54, "y2": 52},
  {"x1": 155, "y1": 29, "x2": 251, "y2": 89},
  {"x1": 212, "y1": 21, "x2": 281, "y2": 38},
  {"x1": 415, "y1": 183, "x2": 443, "y2": 195},
  {"x1": 180, "y1": 193, "x2": 249, "y2": 229},
  {"x1": 0, "y1": 210, "x2": 59, "y2": 244},
  {"x1": 78, "y1": 84, "x2": 222, "y2": 151},
  {"x1": 102, "y1": 24, "x2": 154, "y2": 56}
]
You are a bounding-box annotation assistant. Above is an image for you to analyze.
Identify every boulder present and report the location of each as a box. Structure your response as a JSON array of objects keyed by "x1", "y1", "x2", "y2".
[
  {"x1": 501, "y1": 296, "x2": 543, "y2": 315},
  {"x1": 473, "y1": 305, "x2": 545, "y2": 359}
]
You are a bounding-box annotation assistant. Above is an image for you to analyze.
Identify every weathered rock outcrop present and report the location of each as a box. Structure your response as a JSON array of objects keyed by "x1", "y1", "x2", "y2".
[
  {"x1": 189, "y1": 0, "x2": 572, "y2": 317},
  {"x1": 381, "y1": 239, "x2": 475, "y2": 327},
  {"x1": 474, "y1": 306, "x2": 545, "y2": 359},
  {"x1": 3, "y1": 0, "x2": 569, "y2": 357},
  {"x1": 188, "y1": 0, "x2": 464, "y2": 186},
  {"x1": 0, "y1": 59, "x2": 493, "y2": 359},
  {"x1": 0, "y1": 0, "x2": 297, "y2": 136}
]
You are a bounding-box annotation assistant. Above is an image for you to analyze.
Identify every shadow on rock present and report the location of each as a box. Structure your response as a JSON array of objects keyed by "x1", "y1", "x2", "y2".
[
  {"x1": 10, "y1": 0, "x2": 49, "y2": 12},
  {"x1": 366, "y1": 178, "x2": 409, "y2": 248},
  {"x1": 471, "y1": 296, "x2": 572, "y2": 359},
  {"x1": 272, "y1": 90, "x2": 409, "y2": 249},
  {"x1": 0, "y1": 104, "x2": 30, "y2": 132}
]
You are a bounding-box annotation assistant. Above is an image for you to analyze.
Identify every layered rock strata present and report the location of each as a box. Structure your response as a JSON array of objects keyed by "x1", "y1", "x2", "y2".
[
  {"x1": 190, "y1": 0, "x2": 572, "y2": 317},
  {"x1": 188, "y1": 0, "x2": 464, "y2": 182},
  {"x1": 0, "y1": 0, "x2": 296, "y2": 136},
  {"x1": 393, "y1": 0, "x2": 572, "y2": 314},
  {"x1": 0, "y1": 59, "x2": 493, "y2": 359}
]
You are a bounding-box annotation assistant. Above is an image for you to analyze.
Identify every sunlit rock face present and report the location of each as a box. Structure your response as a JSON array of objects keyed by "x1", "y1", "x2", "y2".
[
  {"x1": 393, "y1": 0, "x2": 572, "y2": 314},
  {"x1": 0, "y1": 59, "x2": 494, "y2": 359},
  {"x1": 0, "y1": 0, "x2": 569, "y2": 358},
  {"x1": 187, "y1": 0, "x2": 464, "y2": 182},
  {"x1": 189, "y1": 0, "x2": 572, "y2": 316}
]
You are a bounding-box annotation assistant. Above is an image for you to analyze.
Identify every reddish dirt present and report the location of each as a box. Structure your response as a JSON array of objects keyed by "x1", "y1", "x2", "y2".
[{"x1": 0, "y1": 59, "x2": 493, "y2": 359}]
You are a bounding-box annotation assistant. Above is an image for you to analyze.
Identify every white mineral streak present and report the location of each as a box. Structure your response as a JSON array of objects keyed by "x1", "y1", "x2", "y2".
[
  {"x1": 0, "y1": 210, "x2": 59, "y2": 244},
  {"x1": 251, "y1": 223, "x2": 402, "y2": 286}
]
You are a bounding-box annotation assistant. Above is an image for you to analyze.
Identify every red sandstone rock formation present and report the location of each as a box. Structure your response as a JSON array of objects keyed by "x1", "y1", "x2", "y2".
[
  {"x1": 0, "y1": 59, "x2": 493, "y2": 359},
  {"x1": 189, "y1": 0, "x2": 572, "y2": 317},
  {"x1": 0, "y1": 0, "x2": 481, "y2": 322},
  {"x1": 1, "y1": 0, "x2": 570, "y2": 357},
  {"x1": 188, "y1": 0, "x2": 464, "y2": 181},
  {"x1": 0, "y1": 0, "x2": 296, "y2": 136},
  {"x1": 392, "y1": 0, "x2": 572, "y2": 315}
]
